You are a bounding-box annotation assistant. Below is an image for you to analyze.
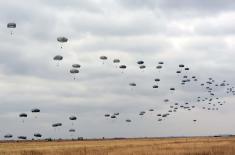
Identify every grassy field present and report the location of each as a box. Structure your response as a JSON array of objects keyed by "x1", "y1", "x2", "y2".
[{"x1": 0, "y1": 137, "x2": 235, "y2": 155}]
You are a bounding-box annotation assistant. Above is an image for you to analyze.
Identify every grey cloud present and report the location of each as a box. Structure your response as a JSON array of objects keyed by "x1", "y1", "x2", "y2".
[
  {"x1": 0, "y1": 0, "x2": 234, "y2": 140},
  {"x1": 117, "y1": 0, "x2": 235, "y2": 17}
]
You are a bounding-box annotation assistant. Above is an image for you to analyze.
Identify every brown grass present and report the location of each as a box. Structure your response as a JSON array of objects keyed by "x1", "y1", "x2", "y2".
[{"x1": 0, "y1": 137, "x2": 235, "y2": 155}]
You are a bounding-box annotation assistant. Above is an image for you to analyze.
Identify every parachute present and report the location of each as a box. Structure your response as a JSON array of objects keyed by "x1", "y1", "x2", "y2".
[
  {"x1": 139, "y1": 65, "x2": 146, "y2": 69},
  {"x1": 72, "y1": 64, "x2": 81, "y2": 68},
  {"x1": 34, "y1": 133, "x2": 42, "y2": 138},
  {"x1": 31, "y1": 108, "x2": 40, "y2": 113},
  {"x1": 104, "y1": 114, "x2": 110, "y2": 117},
  {"x1": 129, "y1": 83, "x2": 136, "y2": 87},
  {"x1": 4, "y1": 134, "x2": 13, "y2": 139},
  {"x1": 31, "y1": 108, "x2": 40, "y2": 119},
  {"x1": 100, "y1": 56, "x2": 108, "y2": 64},
  {"x1": 137, "y1": 60, "x2": 144, "y2": 65},
  {"x1": 113, "y1": 59, "x2": 120, "y2": 67},
  {"x1": 156, "y1": 65, "x2": 162, "y2": 69},
  {"x1": 69, "y1": 129, "x2": 76, "y2": 132},
  {"x1": 19, "y1": 113, "x2": 27, "y2": 123},
  {"x1": 18, "y1": 136, "x2": 27, "y2": 140},
  {"x1": 170, "y1": 88, "x2": 175, "y2": 91},
  {"x1": 7, "y1": 22, "x2": 16, "y2": 35},
  {"x1": 52, "y1": 123, "x2": 62, "y2": 127},
  {"x1": 69, "y1": 116, "x2": 77, "y2": 126},
  {"x1": 153, "y1": 85, "x2": 158, "y2": 88},
  {"x1": 110, "y1": 115, "x2": 116, "y2": 119},
  {"x1": 70, "y1": 69, "x2": 79, "y2": 80},
  {"x1": 119, "y1": 65, "x2": 127, "y2": 73},
  {"x1": 154, "y1": 78, "x2": 160, "y2": 82},
  {"x1": 113, "y1": 59, "x2": 120, "y2": 63},
  {"x1": 119, "y1": 65, "x2": 127, "y2": 69},
  {"x1": 57, "y1": 37, "x2": 68, "y2": 48},
  {"x1": 69, "y1": 116, "x2": 77, "y2": 120},
  {"x1": 53, "y1": 55, "x2": 63, "y2": 66}
]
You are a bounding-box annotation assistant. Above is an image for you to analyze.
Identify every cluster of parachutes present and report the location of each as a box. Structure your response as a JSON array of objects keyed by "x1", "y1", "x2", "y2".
[
  {"x1": 53, "y1": 37, "x2": 81, "y2": 80},
  {"x1": 2, "y1": 22, "x2": 235, "y2": 140},
  {"x1": 4, "y1": 111, "x2": 78, "y2": 140},
  {"x1": 98, "y1": 56, "x2": 233, "y2": 125}
]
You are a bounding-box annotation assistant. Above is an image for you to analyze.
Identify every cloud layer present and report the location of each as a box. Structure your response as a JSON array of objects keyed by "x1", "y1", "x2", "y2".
[{"x1": 0, "y1": 0, "x2": 235, "y2": 139}]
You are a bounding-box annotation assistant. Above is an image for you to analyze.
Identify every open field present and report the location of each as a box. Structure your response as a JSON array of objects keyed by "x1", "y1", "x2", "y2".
[{"x1": 1, "y1": 137, "x2": 235, "y2": 155}]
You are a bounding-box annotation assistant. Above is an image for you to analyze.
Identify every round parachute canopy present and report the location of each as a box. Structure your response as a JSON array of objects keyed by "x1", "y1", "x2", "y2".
[
  {"x1": 31, "y1": 108, "x2": 40, "y2": 113},
  {"x1": 129, "y1": 83, "x2": 136, "y2": 86},
  {"x1": 140, "y1": 111, "x2": 146, "y2": 114},
  {"x1": 69, "y1": 129, "x2": 76, "y2": 132},
  {"x1": 162, "y1": 114, "x2": 168, "y2": 117},
  {"x1": 4, "y1": 134, "x2": 13, "y2": 138},
  {"x1": 70, "y1": 69, "x2": 79, "y2": 74},
  {"x1": 185, "y1": 67, "x2": 189, "y2": 70},
  {"x1": 69, "y1": 116, "x2": 77, "y2": 120},
  {"x1": 34, "y1": 133, "x2": 42, "y2": 138},
  {"x1": 154, "y1": 78, "x2": 160, "y2": 82},
  {"x1": 111, "y1": 115, "x2": 116, "y2": 118},
  {"x1": 179, "y1": 64, "x2": 184, "y2": 67},
  {"x1": 104, "y1": 114, "x2": 110, "y2": 117},
  {"x1": 156, "y1": 65, "x2": 162, "y2": 69},
  {"x1": 114, "y1": 112, "x2": 119, "y2": 116},
  {"x1": 53, "y1": 55, "x2": 63, "y2": 61},
  {"x1": 153, "y1": 85, "x2": 158, "y2": 88},
  {"x1": 19, "y1": 113, "x2": 27, "y2": 117},
  {"x1": 72, "y1": 64, "x2": 81, "y2": 68},
  {"x1": 139, "y1": 65, "x2": 146, "y2": 69},
  {"x1": 57, "y1": 37, "x2": 68, "y2": 43},
  {"x1": 158, "y1": 61, "x2": 164, "y2": 64},
  {"x1": 52, "y1": 123, "x2": 62, "y2": 127},
  {"x1": 100, "y1": 56, "x2": 107, "y2": 60},
  {"x1": 164, "y1": 99, "x2": 169, "y2": 102},
  {"x1": 126, "y1": 119, "x2": 131, "y2": 122},
  {"x1": 113, "y1": 59, "x2": 120, "y2": 63},
  {"x1": 170, "y1": 88, "x2": 175, "y2": 91},
  {"x1": 137, "y1": 60, "x2": 144, "y2": 65},
  {"x1": 18, "y1": 136, "x2": 27, "y2": 140},
  {"x1": 119, "y1": 65, "x2": 127, "y2": 69},
  {"x1": 7, "y1": 23, "x2": 16, "y2": 28}
]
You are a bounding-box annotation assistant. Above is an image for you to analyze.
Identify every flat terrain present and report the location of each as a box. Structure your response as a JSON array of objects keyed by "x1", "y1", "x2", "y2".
[{"x1": 0, "y1": 137, "x2": 235, "y2": 155}]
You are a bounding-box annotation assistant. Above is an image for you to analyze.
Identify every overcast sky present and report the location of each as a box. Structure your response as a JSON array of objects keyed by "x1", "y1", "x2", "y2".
[{"x1": 0, "y1": 0, "x2": 235, "y2": 140}]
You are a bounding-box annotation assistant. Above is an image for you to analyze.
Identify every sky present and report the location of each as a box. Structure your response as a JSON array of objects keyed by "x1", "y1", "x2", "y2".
[{"x1": 0, "y1": 0, "x2": 235, "y2": 140}]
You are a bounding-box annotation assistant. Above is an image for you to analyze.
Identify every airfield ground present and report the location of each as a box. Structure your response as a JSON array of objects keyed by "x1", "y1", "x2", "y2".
[{"x1": 0, "y1": 136, "x2": 235, "y2": 155}]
